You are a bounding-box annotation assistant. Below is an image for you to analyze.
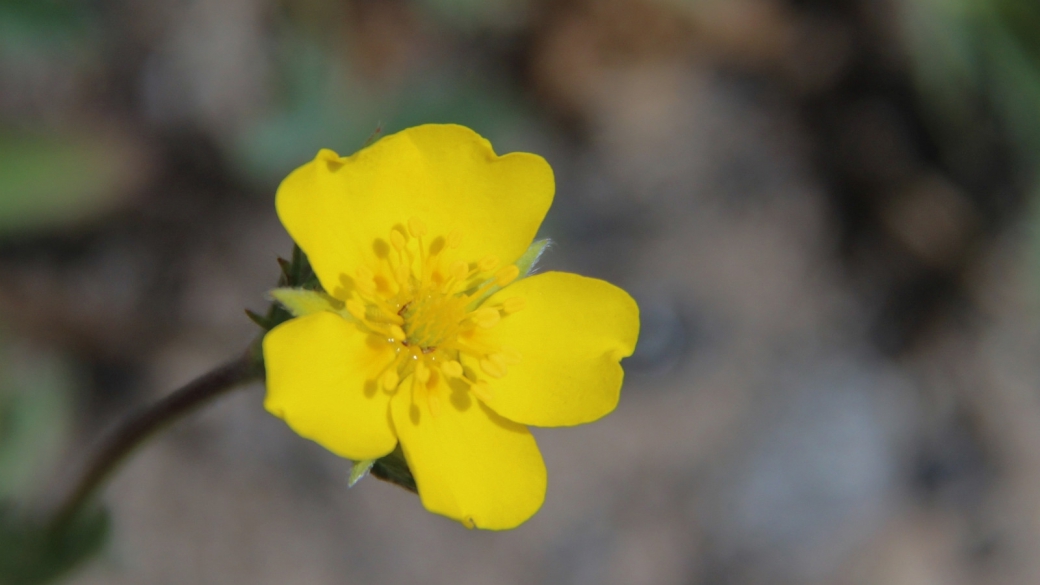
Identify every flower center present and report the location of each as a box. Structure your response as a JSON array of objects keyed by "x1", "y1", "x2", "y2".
[{"x1": 344, "y1": 217, "x2": 525, "y2": 415}]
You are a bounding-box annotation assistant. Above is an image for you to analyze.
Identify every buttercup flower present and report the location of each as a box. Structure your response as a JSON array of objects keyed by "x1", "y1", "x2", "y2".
[{"x1": 263, "y1": 124, "x2": 639, "y2": 529}]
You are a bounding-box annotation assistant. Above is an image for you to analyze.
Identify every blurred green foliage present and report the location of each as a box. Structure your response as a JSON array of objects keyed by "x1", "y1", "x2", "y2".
[
  {"x1": 0, "y1": 134, "x2": 135, "y2": 235},
  {"x1": 0, "y1": 0, "x2": 93, "y2": 43},
  {"x1": 0, "y1": 0, "x2": 129, "y2": 236},
  {"x1": 234, "y1": 21, "x2": 536, "y2": 187},
  {"x1": 0, "y1": 337, "x2": 74, "y2": 502},
  {"x1": 414, "y1": 0, "x2": 527, "y2": 30},
  {"x1": 0, "y1": 337, "x2": 106, "y2": 585},
  {"x1": 902, "y1": 0, "x2": 1040, "y2": 295},
  {"x1": 903, "y1": 0, "x2": 1040, "y2": 159},
  {"x1": 0, "y1": 506, "x2": 109, "y2": 585}
]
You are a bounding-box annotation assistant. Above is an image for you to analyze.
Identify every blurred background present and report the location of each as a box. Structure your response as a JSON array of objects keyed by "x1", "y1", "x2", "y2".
[{"x1": 3, "y1": 0, "x2": 1040, "y2": 583}]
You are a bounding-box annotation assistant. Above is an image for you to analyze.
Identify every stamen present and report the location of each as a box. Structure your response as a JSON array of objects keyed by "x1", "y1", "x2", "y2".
[
  {"x1": 390, "y1": 228, "x2": 407, "y2": 251},
  {"x1": 381, "y1": 369, "x2": 400, "y2": 392},
  {"x1": 487, "y1": 353, "x2": 508, "y2": 370},
  {"x1": 480, "y1": 357, "x2": 507, "y2": 378},
  {"x1": 415, "y1": 360, "x2": 431, "y2": 385},
  {"x1": 408, "y1": 217, "x2": 427, "y2": 238},
  {"x1": 470, "y1": 380, "x2": 493, "y2": 402},
  {"x1": 442, "y1": 360, "x2": 464, "y2": 378},
  {"x1": 478, "y1": 256, "x2": 499, "y2": 272},
  {"x1": 352, "y1": 220, "x2": 526, "y2": 394},
  {"x1": 470, "y1": 308, "x2": 501, "y2": 328},
  {"x1": 494, "y1": 265, "x2": 520, "y2": 287},
  {"x1": 346, "y1": 300, "x2": 368, "y2": 322},
  {"x1": 449, "y1": 261, "x2": 468, "y2": 282},
  {"x1": 499, "y1": 347, "x2": 522, "y2": 365},
  {"x1": 501, "y1": 297, "x2": 526, "y2": 314}
]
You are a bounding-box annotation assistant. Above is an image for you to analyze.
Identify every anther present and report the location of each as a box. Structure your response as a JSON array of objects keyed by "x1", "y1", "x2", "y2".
[
  {"x1": 470, "y1": 308, "x2": 501, "y2": 328},
  {"x1": 477, "y1": 256, "x2": 499, "y2": 272},
  {"x1": 408, "y1": 217, "x2": 427, "y2": 238},
  {"x1": 390, "y1": 229, "x2": 407, "y2": 251},
  {"x1": 501, "y1": 297, "x2": 526, "y2": 314},
  {"x1": 355, "y1": 278, "x2": 376, "y2": 296},
  {"x1": 449, "y1": 261, "x2": 468, "y2": 281},
  {"x1": 415, "y1": 360, "x2": 431, "y2": 384},
  {"x1": 357, "y1": 266, "x2": 375, "y2": 282},
  {"x1": 500, "y1": 347, "x2": 522, "y2": 365},
  {"x1": 494, "y1": 265, "x2": 520, "y2": 287},
  {"x1": 381, "y1": 369, "x2": 400, "y2": 392},
  {"x1": 390, "y1": 325, "x2": 407, "y2": 341},
  {"x1": 442, "y1": 360, "x2": 464, "y2": 378},
  {"x1": 470, "y1": 380, "x2": 493, "y2": 402},
  {"x1": 346, "y1": 299, "x2": 368, "y2": 322},
  {"x1": 480, "y1": 357, "x2": 507, "y2": 379}
]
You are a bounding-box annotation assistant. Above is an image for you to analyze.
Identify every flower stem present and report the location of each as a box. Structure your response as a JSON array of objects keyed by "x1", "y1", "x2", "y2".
[{"x1": 48, "y1": 338, "x2": 265, "y2": 532}]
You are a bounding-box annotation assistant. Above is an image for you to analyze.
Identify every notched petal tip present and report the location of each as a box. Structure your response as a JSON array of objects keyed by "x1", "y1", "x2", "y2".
[
  {"x1": 475, "y1": 272, "x2": 641, "y2": 428},
  {"x1": 316, "y1": 148, "x2": 345, "y2": 172},
  {"x1": 274, "y1": 124, "x2": 556, "y2": 297}
]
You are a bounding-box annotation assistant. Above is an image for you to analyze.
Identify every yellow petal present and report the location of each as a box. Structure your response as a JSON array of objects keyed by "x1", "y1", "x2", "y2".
[
  {"x1": 390, "y1": 376, "x2": 547, "y2": 530},
  {"x1": 275, "y1": 125, "x2": 554, "y2": 297},
  {"x1": 263, "y1": 312, "x2": 398, "y2": 460},
  {"x1": 467, "y1": 272, "x2": 639, "y2": 427}
]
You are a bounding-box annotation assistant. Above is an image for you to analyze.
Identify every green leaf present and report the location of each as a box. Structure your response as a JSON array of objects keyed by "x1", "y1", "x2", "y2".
[
  {"x1": 348, "y1": 459, "x2": 376, "y2": 488},
  {"x1": 250, "y1": 246, "x2": 325, "y2": 332},
  {"x1": 270, "y1": 288, "x2": 341, "y2": 318},
  {"x1": 0, "y1": 505, "x2": 109, "y2": 585}
]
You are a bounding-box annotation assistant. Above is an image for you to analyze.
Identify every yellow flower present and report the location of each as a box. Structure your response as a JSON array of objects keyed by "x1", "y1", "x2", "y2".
[{"x1": 262, "y1": 124, "x2": 639, "y2": 530}]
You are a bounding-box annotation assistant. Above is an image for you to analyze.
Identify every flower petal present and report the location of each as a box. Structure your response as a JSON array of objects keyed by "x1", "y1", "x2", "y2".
[
  {"x1": 390, "y1": 376, "x2": 547, "y2": 530},
  {"x1": 263, "y1": 311, "x2": 398, "y2": 460},
  {"x1": 275, "y1": 124, "x2": 554, "y2": 296},
  {"x1": 468, "y1": 271, "x2": 640, "y2": 427}
]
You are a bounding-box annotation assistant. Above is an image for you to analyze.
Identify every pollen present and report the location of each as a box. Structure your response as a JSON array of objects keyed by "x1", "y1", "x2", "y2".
[{"x1": 342, "y1": 218, "x2": 526, "y2": 408}]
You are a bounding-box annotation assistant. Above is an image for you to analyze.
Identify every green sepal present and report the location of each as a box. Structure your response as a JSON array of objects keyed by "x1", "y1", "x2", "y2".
[
  {"x1": 370, "y1": 446, "x2": 417, "y2": 493},
  {"x1": 270, "y1": 288, "x2": 342, "y2": 318},
  {"x1": 0, "y1": 504, "x2": 110, "y2": 585},
  {"x1": 249, "y1": 245, "x2": 326, "y2": 332},
  {"x1": 468, "y1": 238, "x2": 550, "y2": 308},
  {"x1": 244, "y1": 309, "x2": 272, "y2": 330},
  {"x1": 348, "y1": 459, "x2": 376, "y2": 488},
  {"x1": 515, "y1": 238, "x2": 550, "y2": 279}
]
